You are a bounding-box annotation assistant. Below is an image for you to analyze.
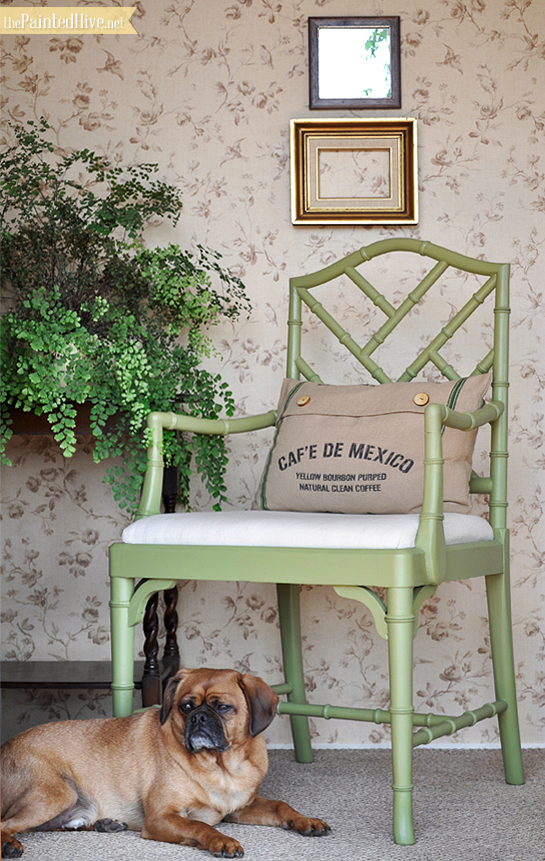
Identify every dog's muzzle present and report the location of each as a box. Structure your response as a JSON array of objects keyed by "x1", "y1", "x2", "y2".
[{"x1": 185, "y1": 704, "x2": 230, "y2": 754}]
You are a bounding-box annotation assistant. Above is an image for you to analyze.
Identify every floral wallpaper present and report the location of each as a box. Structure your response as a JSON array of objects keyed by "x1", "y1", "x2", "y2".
[{"x1": 1, "y1": 0, "x2": 544, "y2": 747}]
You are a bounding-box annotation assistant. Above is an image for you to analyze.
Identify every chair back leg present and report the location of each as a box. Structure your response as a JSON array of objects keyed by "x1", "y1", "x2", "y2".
[
  {"x1": 276, "y1": 583, "x2": 313, "y2": 763},
  {"x1": 485, "y1": 537, "x2": 524, "y2": 784}
]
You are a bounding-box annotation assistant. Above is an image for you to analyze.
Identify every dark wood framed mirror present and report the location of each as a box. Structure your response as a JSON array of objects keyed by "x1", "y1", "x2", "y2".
[{"x1": 309, "y1": 17, "x2": 401, "y2": 110}]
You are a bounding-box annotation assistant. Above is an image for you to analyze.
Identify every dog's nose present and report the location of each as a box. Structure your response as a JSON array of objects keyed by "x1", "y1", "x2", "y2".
[
  {"x1": 192, "y1": 711, "x2": 207, "y2": 724},
  {"x1": 188, "y1": 704, "x2": 213, "y2": 726}
]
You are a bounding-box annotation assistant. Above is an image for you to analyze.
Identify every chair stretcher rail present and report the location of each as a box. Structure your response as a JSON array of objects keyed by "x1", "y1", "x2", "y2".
[
  {"x1": 276, "y1": 698, "x2": 507, "y2": 746},
  {"x1": 411, "y1": 700, "x2": 507, "y2": 746}
]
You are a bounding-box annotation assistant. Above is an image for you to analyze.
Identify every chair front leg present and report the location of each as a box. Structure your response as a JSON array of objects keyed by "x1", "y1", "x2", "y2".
[
  {"x1": 387, "y1": 587, "x2": 416, "y2": 846},
  {"x1": 110, "y1": 574, "x2": 136, "y2": 717}
]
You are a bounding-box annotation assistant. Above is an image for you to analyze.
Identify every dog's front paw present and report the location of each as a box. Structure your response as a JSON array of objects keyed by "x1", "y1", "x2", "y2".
[
  {"x1": 282, "y1": 815, "x2": 331, "y2": 837},
  {"x1": 209, "y1": 835, "x2": 244, "y2": 858},
  {"x1": 1, "y1": 839, "x2": 23, "y2": 859},
  {"x1": 94, "y1": 819, "x2": 128, "y2": 833}
]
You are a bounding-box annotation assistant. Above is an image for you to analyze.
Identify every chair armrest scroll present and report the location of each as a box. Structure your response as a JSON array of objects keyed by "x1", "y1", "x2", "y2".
[
  {"x1": 439, "y1": 400, "x2": 504, "y2": 431},
  {"x1": 416, "y1": 400, "x2": 503, "y2": 585},
  {"x1": 137, "y1": 410, "x2": 277, "y2": 518}
]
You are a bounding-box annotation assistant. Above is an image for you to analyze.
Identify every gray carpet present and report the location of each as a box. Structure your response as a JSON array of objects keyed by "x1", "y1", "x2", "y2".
[{"x1": 11, "y1": 749, "x2": 545, "y2": 861}]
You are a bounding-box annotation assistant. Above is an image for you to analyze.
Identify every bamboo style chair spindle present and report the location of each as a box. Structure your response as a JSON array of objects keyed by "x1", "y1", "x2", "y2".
[{"x1": 109, "y1": 239, "x2": 524, "y2": 845}]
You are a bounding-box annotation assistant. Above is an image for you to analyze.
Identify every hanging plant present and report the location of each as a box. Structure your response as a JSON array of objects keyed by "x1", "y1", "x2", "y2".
[{"x1": 1, "y1": 119, "x2": 250, "y2": 511}]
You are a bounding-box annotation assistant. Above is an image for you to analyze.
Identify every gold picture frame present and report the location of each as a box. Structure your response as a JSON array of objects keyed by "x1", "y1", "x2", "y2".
[{"x1": 290, "y1": 118, "x2": 418, "y2": 225}]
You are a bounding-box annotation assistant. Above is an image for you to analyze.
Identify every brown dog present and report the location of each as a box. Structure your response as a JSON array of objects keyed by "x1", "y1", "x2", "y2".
[{"x1": 0, "y1": 667, "x2": 330, "y2": 858}]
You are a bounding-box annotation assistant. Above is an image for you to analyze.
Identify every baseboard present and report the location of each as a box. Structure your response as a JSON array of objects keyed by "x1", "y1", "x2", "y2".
[{"x1": 267, "y1": 742, "x2": 545, "y2": 750}]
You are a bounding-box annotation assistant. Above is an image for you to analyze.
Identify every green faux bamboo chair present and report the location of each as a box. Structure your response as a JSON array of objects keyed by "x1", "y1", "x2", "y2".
[{"x1": 109, "y1": 238, "x2": 524, "y2": 845}]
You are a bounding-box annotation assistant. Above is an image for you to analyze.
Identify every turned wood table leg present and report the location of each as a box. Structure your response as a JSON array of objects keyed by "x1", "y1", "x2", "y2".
[
  {"x1": 141, "y1": 589, "x2": 161, "y2": 708},
  {"x1": 161, "y1": 464, "x2": 180, "y2": 683},
  {"x1": 162, "y1": 586, "x2": 180, "y2": 680},
  {"x1": 140, "y1": 463, "x2": 180, "y2": 707}
]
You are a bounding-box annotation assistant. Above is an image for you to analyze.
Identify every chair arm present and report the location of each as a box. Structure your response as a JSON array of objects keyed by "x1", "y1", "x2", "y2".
[
  {"x1": 148, "y1": 409, "x2": 277, "y2": 438},
  {"x1": 137, "y1": 410, "x2": 277, "y2": 518},
  {"x1": 436, "y1": 400, "x2": 504, "y2": 432},
  {"x1": 416, "y1": 400, "x2": 504, "y2": 585}
]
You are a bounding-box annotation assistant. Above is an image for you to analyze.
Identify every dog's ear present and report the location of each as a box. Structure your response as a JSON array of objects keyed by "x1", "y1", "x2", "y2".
[
  {"x1": 160, "y1": 669, "x2": 194, "y2": 725},
  {"x1": 160, "y1": 675, "x2": 179, "y2": 725},
  {"x1": 238, "y1": 674, "x2": 279, "y2": 737}
]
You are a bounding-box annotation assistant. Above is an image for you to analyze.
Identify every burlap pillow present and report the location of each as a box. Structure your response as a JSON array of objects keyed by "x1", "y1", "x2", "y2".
[{"x1": 255, "y1": 375, "x2": 492, "y2": 515}]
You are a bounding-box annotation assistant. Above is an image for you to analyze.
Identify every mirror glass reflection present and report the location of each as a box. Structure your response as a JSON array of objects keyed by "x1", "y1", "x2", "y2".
[{"x1": 318, "y1": 27, "x2": 391, "y2": 100}]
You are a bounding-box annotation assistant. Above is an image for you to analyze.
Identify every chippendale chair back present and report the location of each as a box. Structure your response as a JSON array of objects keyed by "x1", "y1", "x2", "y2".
[{"x1": 109, "y1": 239, "x2": 524, "y2": 845}]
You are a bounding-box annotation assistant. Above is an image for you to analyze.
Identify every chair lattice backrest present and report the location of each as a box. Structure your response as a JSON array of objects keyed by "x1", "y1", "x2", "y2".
[
  {"x1": 286, "y1": 238, "x2": 510, "y2": 530},
  {"x1": 287, "y1": 239, "x2": 509, "y2": 385}
]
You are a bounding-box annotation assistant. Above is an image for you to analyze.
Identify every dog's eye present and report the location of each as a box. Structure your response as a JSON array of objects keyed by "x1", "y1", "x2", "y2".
[
  {"x1": 216, "y1": 703, "x2": 234, "y2": 713},
  {"x1": 179, "y1": 701, "x2": 193, "y2": 713}
]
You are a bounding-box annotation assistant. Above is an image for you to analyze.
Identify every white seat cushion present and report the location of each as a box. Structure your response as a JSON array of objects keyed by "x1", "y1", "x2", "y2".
[{"x1": 122, "y1": 510, "x2": 493, "y2": 551}]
